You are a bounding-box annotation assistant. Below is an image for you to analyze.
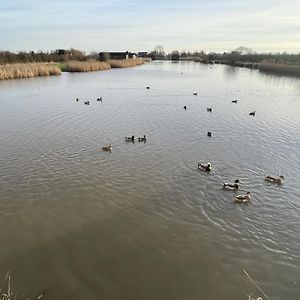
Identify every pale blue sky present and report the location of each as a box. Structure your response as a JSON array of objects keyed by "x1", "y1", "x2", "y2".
[{"x1": 1, "y1": 0, "x2": 300, "y2": 53}]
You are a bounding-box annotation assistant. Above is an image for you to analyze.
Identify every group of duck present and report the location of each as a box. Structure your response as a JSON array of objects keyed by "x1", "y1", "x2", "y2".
[
  {"x1": 76, "y1": 97, "x2": 102, "y2": 105},
  {"x1": 197, "y1": 162, "x2": 284, "y2": 203},
  {"x1": 101, "y1": 135, "x2": 147, "y2": 152}
]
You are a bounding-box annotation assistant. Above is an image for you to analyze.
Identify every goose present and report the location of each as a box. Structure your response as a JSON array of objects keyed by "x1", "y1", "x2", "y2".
[
  {"x1": 138, "y1": 135, "x2": 147, "y2": 142},
  {"x1": 193, "y1": 92, "x2": 198, "y2": 96},
  {"x1": 146, "y1": 86, "x2": 150, "y2": 89},
  {"x1": 249, "y1": 111, "x2": 255, "y2": 116},
  {"x1": 84, "y1": 101, "x2": 90, "y2": 105},
  {"x1": 198, "y1": 162, "x2": 212, "y2": 172},
  {"x1": 223, "y1": 179, "x2": 239, "y2": 189},
  {"x1": 102, "y1": 145, "x2": 112, "y2": 152},
  {"x1": 97, "y1": 97, "x2": 102, "y2": 102},
  {"x1": 207, "y1": 131, "x2": 212, "y2": 137},
  {"x1": 125, "y1": 135, "x2": 135, "y2": 142},
  {"x1": 265, "y1": 175, "x2": 284, "y2": 184},
  {"x1": 235, "y1": 192, "x2": 251, "y2": 203},
  {"x1": 183, "y1": 105, "x2": 187, "y2": 110},
  {"x1": 232, "y1": 99, "x2": 238, "y2": 103},
  {"x1": 207, "y1": 107, "x2": 213, "y2": 112}
]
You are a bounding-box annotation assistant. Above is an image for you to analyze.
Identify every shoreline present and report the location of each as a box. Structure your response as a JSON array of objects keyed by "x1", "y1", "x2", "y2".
[{"x1": 0, "y1": 58, "x2": 144, "y2": 80}]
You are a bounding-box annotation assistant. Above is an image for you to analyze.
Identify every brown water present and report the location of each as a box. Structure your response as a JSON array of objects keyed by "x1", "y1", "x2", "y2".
[{"x1": 0, "y1": 61, "x2": 299, "y2": 300}]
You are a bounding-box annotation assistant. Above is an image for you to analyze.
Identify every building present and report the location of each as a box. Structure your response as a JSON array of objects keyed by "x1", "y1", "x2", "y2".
[
  {"x1": 99, "y1": 51, "x2": 137, "y2": 61},
  {"x1": 137, "y1": 52, "x2": 148, "y2": 58}
]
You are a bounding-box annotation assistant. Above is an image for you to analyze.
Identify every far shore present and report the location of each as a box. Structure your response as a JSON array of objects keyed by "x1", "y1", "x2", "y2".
[{"x1": 0, "y1": 58, "x2": 144, "y2": 80}]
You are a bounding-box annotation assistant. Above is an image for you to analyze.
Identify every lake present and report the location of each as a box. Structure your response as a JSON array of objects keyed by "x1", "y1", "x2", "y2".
[{"x1": 0, "y1": 61, "x2": 299, "y2": 300}]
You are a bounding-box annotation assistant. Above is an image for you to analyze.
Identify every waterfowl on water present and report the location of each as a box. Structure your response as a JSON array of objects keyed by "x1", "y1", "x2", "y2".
[
  {"x1": 102, "y1": 145, "x2": 112, "y2": 152},
  {"x1": 138, "y1": 135, "x2": 147, "y2": 142},
  {"x1": 223, "y1": 179, "x2": 239, "y2": 189},
  {"x1": 232, "y1": 99, "x2": 238, "y2": 103},
  {"x1": 97, "y1": 97, "x2": 102, "y2": 102},
  {"x1": 146, "y1": 86, "x2": 150, "y2": 89},
  {"x1": 84, "y1": 101, "x2": 90, "y2": 105},
  {"x1": 193, "y1": 92, "x2": 198, "y2": 96},
  {"x1": 265, "y1": 175, "x2": 284, "y2": 184},
  {"x1": 249, "y1": 111, "x2": 256, "y2": 116},
  {"x1": 198, "y1": 162, "x2": 212, "y2": 172},
  {"x1": 125, "y1": 135, "x2": 135, "y2": 142},
  {"x1": 76, "y1": 98, "x2": 79, "y2": 102},
  {"x1": 183, "y1": 105, "x2": 187, "y2": 110},
  {"x1": 207, "y1": 131, "x2": 212, "y2": 137},
  {"x1": 207, "y1": 107, "x2": 213, "y2": 112},
  {"x1": 235, "y1": 192, "x2": 251, "y2": 203}
]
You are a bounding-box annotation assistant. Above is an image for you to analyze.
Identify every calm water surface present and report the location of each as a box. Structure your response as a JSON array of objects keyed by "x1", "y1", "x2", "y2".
[{"x1": 0, "y1": 62, "x2": 300, "y2": 300}]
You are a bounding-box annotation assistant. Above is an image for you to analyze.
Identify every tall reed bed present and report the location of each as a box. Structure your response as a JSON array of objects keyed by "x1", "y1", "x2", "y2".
[
  {"x1": 67, "y1": 61, "x2": 111, "y2": 72},
  {"x1": 108, "y1": 58, "x2": 144, "y2": 68},
  {"x1": 0, "y1": 63, "x2": 61, "y2": 80},
  {"x1": 259, "y1": 62, "x2": 300, "y2": 77}
]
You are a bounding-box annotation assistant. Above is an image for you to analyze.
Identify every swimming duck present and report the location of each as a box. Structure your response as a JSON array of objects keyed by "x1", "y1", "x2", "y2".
[
  {"x1": 223, "y1": 179, "x2": 239, "y2": 189},
  {"x1": 97, "y1": 97, "x2": 102, "y2": 102},
  {"x1": 138, "y1": 135, "x2": 147, "y2": 142},
  {"x1": 249, "y1": 111, "x2": 255, "y2": 116},
  {"x1": 146, "y1": 86, "x2": 150, "y2": 89},
  {"x1": 265, "y1": 175, "x2": 284, "y2": 184},
  {"x1": 183, "y1": 105, "x2": 187, "y2": 110},
  {"x1": 235, "y1": 192, "x2": 251, "y2": 203},
  {"x1": 76, "y1": 98, "x2": 79, "y2": 102},
  {"x1": 198, "y1": 162, "x2": 212, "y2": 172},
  {"x1": 232, "y1": 99, "x2": 238, "y2": 103},
  {"x1": 102, "y1": 145, "x2": 112, "y2": 152},
  {"x1": 207, "y1": 107, "x2": 213, "y2": 112},
  {"x1": 207, "y1": 131, "x2": 212, "y2": 137},
  {"x1": 125, "y1": 135, "x2": 135, "y2": 142},
  {"x1": 193, "y1": 92, "x2": 198, "y2": 96},
  {"x1": 84, "y1": 101, "x2": 90, "y2": 105}
]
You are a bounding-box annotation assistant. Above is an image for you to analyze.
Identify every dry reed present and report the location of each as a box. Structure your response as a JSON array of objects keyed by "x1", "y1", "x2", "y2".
[
  {"x1": 259, "y1": 62, "x2": 300, "y2": 77},
  {"x1": 0, "y1": 63, "x2": 61, "y2": 80},
  {"x1": 108, "y1": 58, "x2": 144, "y2": 68},
  {"x1": 67, "y1": 60, "x2": 111, "y2": 72}
]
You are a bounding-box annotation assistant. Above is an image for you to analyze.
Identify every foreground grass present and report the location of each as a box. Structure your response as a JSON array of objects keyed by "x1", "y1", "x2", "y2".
[{"x1": 0, "y1": 63, "x2": 61, "y2": 80}]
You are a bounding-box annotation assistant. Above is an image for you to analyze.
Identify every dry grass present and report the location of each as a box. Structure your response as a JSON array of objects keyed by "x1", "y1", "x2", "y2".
[
  {"x1": 67, "y1": 60, "x2": 111, "y2": 72},
  {"x1": 108, "y1": 58, "x2": 144, "y2": 68},
  {"x1": 259, "y1": 62, "x2": 300, "y2": 77},
  {"x1": 0, "y1": 63, "x2": 61, "y2": 80}
]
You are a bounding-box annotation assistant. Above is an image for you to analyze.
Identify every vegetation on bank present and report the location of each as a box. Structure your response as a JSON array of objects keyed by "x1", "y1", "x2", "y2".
[
  {"x1": 0, "y1": 63, "x2": 61, "y2": 80},
  {"x1": 66, "y1": 61, "x2": 111, "y2": 72},
  {"x1": 108, "y1": 58, "x2": 144, "y2": 68}
]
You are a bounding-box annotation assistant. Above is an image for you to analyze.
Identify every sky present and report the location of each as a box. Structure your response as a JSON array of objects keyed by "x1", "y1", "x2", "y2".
[{"x1": 0, "y1": 0, "x2": 300, "y2": 53}]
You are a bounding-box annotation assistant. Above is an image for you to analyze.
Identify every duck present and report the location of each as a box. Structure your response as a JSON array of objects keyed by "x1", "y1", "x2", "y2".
[
  {"x1": 207, "y1": 131, "x2": 212, "y2": 137},
  {"x1": 207, "y1": 107, "x2": 213, "y2": 112},
  {"x1": 138, "y1": 135, "x2": 147, "y2": 142},
  {"x1": 84, "y1": 101, "x2": 90, "y2": 105},
  {"x1": 235, "y1": 192, "x2": 251, "y2": 203},
  {"x1": 249, "y1": 110, "x2": 255, "y2": 116},
  {"x1": 232, "y1": 99, "x2": 238, "y2": 103},
  {"x1": 146, "y1": 86, "x2": 150, "y2": 89},
  {"x1": 102, "y1": 145, "x2": 112, "y2": 152},
  {"x1": 125, "y1": 135, "x2": 135, "y2": 142},
  {"x1": 223, "y1": 179, "x2": 239, "y2": 189},
  {"x1": 265, "y1": 175, "x2": 284, "y2": 184},
  {"x1": 193, "y1": 92, "x2": 198, "y2": 96},
  {"x1": 97, "y1": 97, "x2": 102, "y2": 102},
  {"x1": 76, "y1": 98, "x2": 79, "y2": 102},
  {"x1": 198, "y1": 162, "x2": 212, "y2": 172},
  {"x1": 183, "y1": 105, "x2": 187, "y2": 110}
]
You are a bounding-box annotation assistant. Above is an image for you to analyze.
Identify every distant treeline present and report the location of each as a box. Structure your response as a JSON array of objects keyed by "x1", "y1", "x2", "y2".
[{"x1": 0, "y1": 49, "x2": 98, "y2": 64}]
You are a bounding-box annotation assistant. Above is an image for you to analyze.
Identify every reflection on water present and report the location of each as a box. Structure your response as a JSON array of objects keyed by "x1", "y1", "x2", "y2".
[{"x1": 0, "y1": 62, "x2": 300, "y2": 300}]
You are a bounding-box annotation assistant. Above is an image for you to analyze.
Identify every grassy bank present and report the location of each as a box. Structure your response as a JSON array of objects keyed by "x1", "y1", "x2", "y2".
[
  {"x1": 258, "y1": 62, "x2": 300, "y2": 76},
  {"x1": 108, "y1": 58, "x2": 144, "y2": 68},
  {"x1": 0, "y1": 63, "x2": 61, "y2": 80},
  {"x1": 66, "y1": 61, "x2": 111, "y2": 72}
]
